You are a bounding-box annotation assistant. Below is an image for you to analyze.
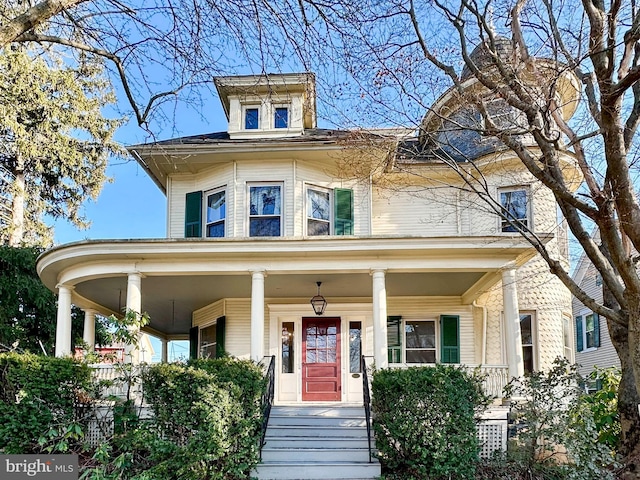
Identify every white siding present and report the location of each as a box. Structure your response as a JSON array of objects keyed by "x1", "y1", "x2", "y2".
[
  {"x1": 372, "y1": 188, "x2": 459, "y2": 236},
  {"x1": 573, "y1": 262, "x2": 620, "y2": 376}
]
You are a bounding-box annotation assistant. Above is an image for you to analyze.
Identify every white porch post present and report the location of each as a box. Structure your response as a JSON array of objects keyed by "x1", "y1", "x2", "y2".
[
  {"x1": 125, "y1": 272, "x2": 143, "y2": 364},
  {"x1": 83, "y1": 309, "x2": 97, "y2": 351},
  {"x1": 250, "y1": 270, "x2": 265, "y2": 362},
  {"x1": 55, "y1": 285, "x2": 74, "y2": 357},
  {"x1": 502, "y1": 263, "x2": 524, "y2": 379},
  {"x1": 372, "y1": 269, "x2": 388, "y2": 369},
  {"x1": 161, "y1": 339, "x2": 168, "y2": 363}
]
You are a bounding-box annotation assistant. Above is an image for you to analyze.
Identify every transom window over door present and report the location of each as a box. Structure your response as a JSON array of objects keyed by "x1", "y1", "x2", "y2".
[{"x1": 249, "y1": 184, "x2": 282, "y2": 236}]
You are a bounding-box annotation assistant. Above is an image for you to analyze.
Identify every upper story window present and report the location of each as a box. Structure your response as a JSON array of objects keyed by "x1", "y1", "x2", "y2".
[
  {"x1": 306, "y1": 186, "x2": 354, "y2": 236},
  {"x1": 249, "y1": 184, "x2": 282, "y2": 236},
  {"x1": 387, "y1": 315, "x2": 459, "y2": 365},
  {"x1": 499, "y1": 186, "x2": 530, "y2": 232},
  {"x1": 244, "y1": 106, "x2": 260, "y2": 130},
  {"x1": 274, "y1": 107, "x2": 289, "y2": 128},
  {"x1": 205, "y1": 188, "x2": 226, "y2": 237},
  {"x1": 576, "y1": 312, "x2": 600, "y2": 352}
]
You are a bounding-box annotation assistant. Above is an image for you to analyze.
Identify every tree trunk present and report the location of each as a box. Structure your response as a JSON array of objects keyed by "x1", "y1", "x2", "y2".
[{"x1": 8, "y1": 161, "x2": 24, "y2": 247}]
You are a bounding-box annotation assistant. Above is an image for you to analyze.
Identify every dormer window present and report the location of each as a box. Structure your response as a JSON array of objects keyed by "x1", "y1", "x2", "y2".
[
  {"x1": 274, "y1": 107, "x2": 289, "y2": 129},
  {"x1": 244, "y1": 106, "x2": 260, "y2": 130}
]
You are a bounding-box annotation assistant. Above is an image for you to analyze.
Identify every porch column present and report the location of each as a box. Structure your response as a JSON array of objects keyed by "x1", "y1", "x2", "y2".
[
  {"x1": 83, "y1": 309, "x2": 97, "y2": 350},
  {"x1": 55, "y1": 285, "x2": 74, "y2": 357},
  {"x1": 161, "y1": 339, "x2": 168, "y2": 363},
  {"x1": 372, "y1": 269, "x2": 388, "y2": 369},
  {"x1": 125, "y1": 272, "x2": 143, "y2": 364},
  {"x1": 502, "y1": 263, "x2": 524, "y2": 379},
  {"x1": 250, "y1": 270, "x2": 265, "y2": 362}
]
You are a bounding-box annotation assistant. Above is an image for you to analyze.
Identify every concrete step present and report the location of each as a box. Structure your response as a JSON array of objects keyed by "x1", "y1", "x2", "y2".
[
  {"x1": 263, "y1": 436, "x2": 370, "y2": 449},
  {"x1": 268, "y1": 414, "x2": 367, "y2": 427},
  {"x1": 255, "y1": 405, "x2": 380, "y2": 480},
  {"x1": 266, "y1": 425, "x2": 368, "y2": 437},
  {"x1": 254, "y1": 461, "x2": 381, "y2": 480},
  {"x1": 261, "y1": 447, "x2": 371, "y2": 462}
]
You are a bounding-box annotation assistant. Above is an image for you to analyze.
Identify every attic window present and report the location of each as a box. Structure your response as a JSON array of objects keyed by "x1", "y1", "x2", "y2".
[
  {"x1": 244, "y1": 107, "x2": 259, "y2": 130},
  {"x1": 274, "y1": 107, "x2": 289, "y2": 128}
]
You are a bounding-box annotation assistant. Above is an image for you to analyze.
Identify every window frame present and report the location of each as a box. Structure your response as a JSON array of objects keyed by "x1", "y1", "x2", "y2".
[
  {"x1": 519, "y1": 311, "x2": 537, "y2": 373},
  {"x1": 386, "y1": 316, "x2": 459, "y2": 365},
  {"x1": 576, "y1": 311, "x2": 600, "y2": 352},
  {"x1": 498, "y1": 186, "x2": 531, "y2": 233},
  {"x1": 248, "y1": 182, "x2": 283, "y2": 237},
  {"x1": 306, "y1": 185, "x2": 333, "y2": 236},
  {"x1": 404, "y1": 319, "x2": 437, "y2": 364},
  {"x1": 273, "y1": 104, "x2": 290, "y2": 129},
  {"x1": 243, "y1": 105, "x2": 260, "y2": 130},
  {"x1": 204, "y1": 186, "x2": 226, "y2": 238}
]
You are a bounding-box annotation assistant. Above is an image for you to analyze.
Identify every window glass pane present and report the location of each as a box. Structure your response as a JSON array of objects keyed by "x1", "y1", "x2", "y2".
[
  {"x1": 206, "y1": 223, "x2": 224, "y2": 237},
  {"x1": 275, "y1": 107, "x2": 288, "y2": 128},
  {"x1": 586, "y1": 314, "x2": 595, "y2": 348},
  {"x1": 523, "y1": 345, "x2": 534, "y2": 373},
  {"x1": 406, "y1": 350, "x2": 436, "y2": 363},
  {"x1": 207, "y1": 191, "x2": 225, "y2": 223},
  {"x1": 406, "y1": 321, "x2": 435, "y2": 348},
  {"x1": 245, "y1": 108, "x2": 259, "y2": 129},
  {"x1": 250, "y1": 218, "x2": 281, "y2": 236},
  {"x1": 520, "y1": 314, "x2": 533, "y2": 345},
  {"x1": 500, "y1": 189, "x2": 528, "y2": 232},
  {"x1": 200, "y1": 324, "x2": 217, "y2": 359},
  {"x1": 250, "y1": 186, "x2": 281, "y2": 215},
  {"x1": 349, "y1": 322, "x2": 362, "y2": 373},
  {"x1": 308, "y1": 189, "x2": 331, "y2": 220},
  {"x1": 282, "y1": 322, "x2": 294, "y2": 374},
  {"x1": 308, "y1": 220, "x2": 330, "y2": 236}
]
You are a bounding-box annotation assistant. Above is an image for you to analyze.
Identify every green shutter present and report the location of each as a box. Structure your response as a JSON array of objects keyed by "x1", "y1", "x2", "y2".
[
  {"x1": 189, "y1": 326, "x2": 199, "y2": 359},
  {"x1": 576, "y1": 316, "x2": 584, "y2": 352},
  {"x1": 387, "y1": 315, "x2": 402, "y2": 363},
  {"x1": 334, "y1": 188, "x2": 354, "y2": 235},
  {"x1": 185, "y1": 191, "x2": 203, "y2": 238},
  {"x1": 215, "y1": 316, "x2": 226, "y2": 358},
  {"x1": 593, "y1": 313, "x2": 601, "y2": 348},
  {"x1": 440, "y1": 315, "x2": 460, "y2": 364}
]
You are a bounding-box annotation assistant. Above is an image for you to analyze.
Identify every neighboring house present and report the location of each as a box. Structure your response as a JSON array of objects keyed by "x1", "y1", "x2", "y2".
[
  {"x1": 38, "y1": 44, "x2": 581, "y2": 405},
  {"x1": 572, "y1": 248, "x2": 621, "y2": 378}
]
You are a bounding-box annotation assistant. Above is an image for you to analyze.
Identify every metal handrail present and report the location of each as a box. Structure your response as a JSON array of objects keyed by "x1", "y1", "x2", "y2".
[
  {"x1": 259, "y1": 355, "x2": 276, "y2": 460},
  {"x1": 361, "y1": 355, "x2": 373, "y2": 463}
]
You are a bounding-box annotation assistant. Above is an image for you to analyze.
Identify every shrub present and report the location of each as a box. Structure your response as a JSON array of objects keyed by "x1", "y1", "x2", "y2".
[
  {"x1": 372, "y1": 364, "x2": 490, "y2": 480},
  {"x1": 504, "y1": 358, "x2": 617, "y2": 480},
  {"x1": 0, "y1": 352, "x2": 93, "y2": 453}
]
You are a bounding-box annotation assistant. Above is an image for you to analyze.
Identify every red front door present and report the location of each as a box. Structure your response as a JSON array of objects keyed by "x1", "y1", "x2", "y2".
[{"x1": 302, "y1": 318, "x2": 341, "y2": 401}]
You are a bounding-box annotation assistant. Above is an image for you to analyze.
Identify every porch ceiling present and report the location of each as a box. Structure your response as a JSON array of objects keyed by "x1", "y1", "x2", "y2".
[{"x1": 73, "y1": 271, "x2": 486, "y2": 336}]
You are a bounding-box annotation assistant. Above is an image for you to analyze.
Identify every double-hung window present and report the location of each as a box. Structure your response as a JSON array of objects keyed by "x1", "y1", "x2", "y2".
[
  {"x1": 499, "y1": 186, "x2": 530, "y2": 232},
  {"x1": 387, "y1": 315, "x2": 459, "y2": 364},
  {"x1": 205, "y1": 188, "x2": 226, "y2": 237},
  {"x1": 249, "y1": 184, "x2": 282, "y2": 236},
  {"x1": 306, "y1": 186, "x2": 354, "y2": 236},
  {"x1": 576, "y1": 312, "x2": 600, "y2": 352}
]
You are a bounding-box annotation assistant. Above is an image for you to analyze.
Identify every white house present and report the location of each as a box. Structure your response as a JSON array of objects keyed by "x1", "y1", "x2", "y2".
[{"x1": 38, "y1": 58, "x2": 581, "y2": 406}]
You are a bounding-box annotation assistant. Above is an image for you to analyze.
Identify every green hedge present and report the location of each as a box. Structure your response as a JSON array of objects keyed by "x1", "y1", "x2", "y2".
[
  {"x1": 132, "y1": 358, "x2": 266, "y2": 479},
  {"x1": 372, "y1": 365, "x2": 489, "y2": 480},
  {"x1": 0, "y1": 352, "x2": 93, "y2": 453}
]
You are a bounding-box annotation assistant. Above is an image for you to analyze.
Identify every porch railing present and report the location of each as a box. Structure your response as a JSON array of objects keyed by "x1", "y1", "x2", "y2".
[
  {"x1": 361, "y1": 355, "x2": 374, "y2": 463},
  {"x1": 259, "y1": 355, "x2": 276, "y2": 460}
]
